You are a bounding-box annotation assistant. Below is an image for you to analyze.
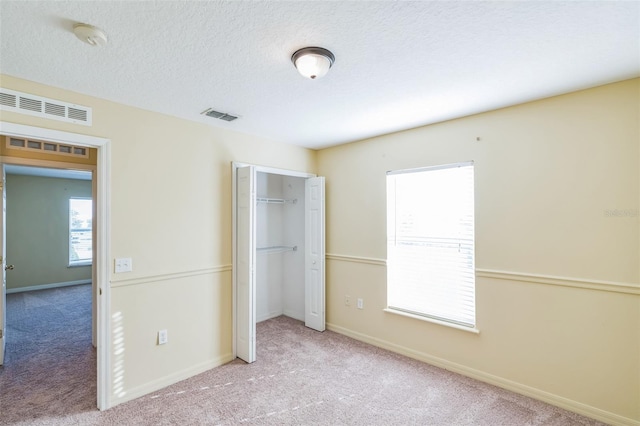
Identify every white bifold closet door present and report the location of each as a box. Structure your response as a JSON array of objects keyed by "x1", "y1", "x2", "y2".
[
  {"x1": 236, "y1": 166, "x2": 325, "y2": 364},
  {"x1": 236, "y1": 166, "x2": 256, "y2": 363},
  {"x1": 304, "y1": 177, "x2": 325, "y2": 332}
]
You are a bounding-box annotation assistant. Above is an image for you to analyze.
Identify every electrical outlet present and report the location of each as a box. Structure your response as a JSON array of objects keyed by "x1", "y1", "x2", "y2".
[
  {"x1": 357, "y1": 298, "x2": 363, "y2": 309},
  {"x1": 114, "y1": 257, "x2": 133, "y2": 273},
  {"x1": 158, "y1": 329, "x2": 168, "y2": 345},
  {"x1": 345, "y1": 295, "x2": 351, "y2": 306}
]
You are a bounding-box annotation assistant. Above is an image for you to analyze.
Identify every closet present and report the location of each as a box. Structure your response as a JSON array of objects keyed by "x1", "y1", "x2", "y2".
[
  {"x1": 234, "y1": 164, "x2": 325, "y2": 363},
  {"x1": 256, "y1": 172, "x2": 305, "y2": 323}
]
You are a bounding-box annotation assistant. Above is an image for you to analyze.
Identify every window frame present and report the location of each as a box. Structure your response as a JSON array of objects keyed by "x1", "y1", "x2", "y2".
[{"x1": 385, "y1": 161, "x2": 477, "y2": 332}]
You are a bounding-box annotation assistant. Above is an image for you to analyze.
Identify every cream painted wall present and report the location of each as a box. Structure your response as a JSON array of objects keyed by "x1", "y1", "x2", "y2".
[
  {"x1": 318, "y1": 79, "x2": 640, "y2": 424},
  {"x1": 0, "y1": 74, "x2": 316, "y2": 405},
  {"x1": 6, "y1": 174, "x2": 92, "y2": 290}
]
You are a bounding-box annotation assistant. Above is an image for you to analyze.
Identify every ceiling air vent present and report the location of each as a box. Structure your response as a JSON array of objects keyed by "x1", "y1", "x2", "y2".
[
  {"x1": 201, "y1": 108, "x2": 238, "y2": 122},
  {"x1": 0, "y1": 88, "x2": 92, "y2": 126}
]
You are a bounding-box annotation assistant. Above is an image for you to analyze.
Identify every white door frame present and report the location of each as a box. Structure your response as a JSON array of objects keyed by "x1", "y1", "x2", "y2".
[
  {"x1": 1, "y1": 164, "x2": 6, "y2": 365},
  {"x1": 231, "y1": 162, "x2": 315, "y2": 359},
  {"x1": 0, "y1": 121, "x2": 111, "y2": 410}
]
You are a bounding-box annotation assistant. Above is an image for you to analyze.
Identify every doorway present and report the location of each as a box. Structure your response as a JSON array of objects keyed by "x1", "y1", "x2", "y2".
[
  {"x1": 232, "y1": 163, "x2": 325, "y2": 363},
  {"x1": 0, "y1": 121, "x2": 111, "y2": 410},
  {"x1": 3, "y1": 164, "x2": 94, "y2": 363}
]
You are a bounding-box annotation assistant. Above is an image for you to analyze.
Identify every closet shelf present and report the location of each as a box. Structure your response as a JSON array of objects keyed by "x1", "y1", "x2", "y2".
[
  {"x1": 257, "y1": 245, "x2": 298, "y2": 253},
  {"x1": 257, "y1": 197, "x2": 297, "y2": 204}
]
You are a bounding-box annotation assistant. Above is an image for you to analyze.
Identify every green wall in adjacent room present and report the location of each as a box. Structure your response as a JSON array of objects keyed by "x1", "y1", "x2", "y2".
[{"x1": 6, "y1": 173, "x2": 92, "y2": 291}]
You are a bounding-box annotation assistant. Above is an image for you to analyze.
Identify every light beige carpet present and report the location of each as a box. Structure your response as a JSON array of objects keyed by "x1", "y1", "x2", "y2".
[{"x1": 1, "y1": 286, "x2": 605, "y2": 425}]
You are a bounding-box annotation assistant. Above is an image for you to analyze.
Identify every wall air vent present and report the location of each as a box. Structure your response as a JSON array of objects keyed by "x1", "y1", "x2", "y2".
[
  {"x1": 0, "y1": 88, "x2": 92, "y2": 126},
  {"x1": 201, "y1": 108, "x2": 238, "y2": 122},
  {"x1": 5, "y1": 135, "x2": 90, "y2": 158}
]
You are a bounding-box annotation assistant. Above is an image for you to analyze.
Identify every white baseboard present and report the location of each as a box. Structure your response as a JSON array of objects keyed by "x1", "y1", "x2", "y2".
[
  {"x1": 257, "y1": 311, "x2": 282, "y2": 323},
  {"x1": 326, "y1": 323, "x2": 638, "y2": 426},
  {"x1": 110, "y1": 353, "x2": 234, "y2": 407},
  {"x1": 282, "y1": 309, "x2": 304, "y2": 322},
  {"x1": 6, "y1": 279, "x2": 91, "y2": 294},
  {"x1": 257, "y1": 310, "x2": 304, "y2": 323}
]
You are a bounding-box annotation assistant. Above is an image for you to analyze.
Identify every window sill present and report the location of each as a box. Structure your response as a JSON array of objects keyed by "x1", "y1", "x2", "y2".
[
  {"x1": 68, "y1": 262, "x2": 92, "y2": 268},
  {"x1": 383, "y1": 308, "x2": 480, "y2": 334}
]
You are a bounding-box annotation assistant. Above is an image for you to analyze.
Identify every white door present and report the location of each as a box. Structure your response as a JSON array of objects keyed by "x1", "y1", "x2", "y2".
[
  {"x1": 0, "y1": 164, "x2": 6, "y2": 365},
  {"x1": 304, "y1": 177, "x2": 325, "y2": 331},
  {"x1": 236, "y1": 166, "x2": 256, "y2": 363}
]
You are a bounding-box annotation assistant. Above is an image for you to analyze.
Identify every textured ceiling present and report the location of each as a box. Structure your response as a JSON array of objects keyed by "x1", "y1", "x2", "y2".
[{"x1": 0, "y1": 1, "x2": 638, "y2": 149}]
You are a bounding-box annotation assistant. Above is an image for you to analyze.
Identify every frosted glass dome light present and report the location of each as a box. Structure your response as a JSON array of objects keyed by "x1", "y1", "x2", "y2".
[{"x1": 291, "y1": 47, "x2": 335, "y2": 80}]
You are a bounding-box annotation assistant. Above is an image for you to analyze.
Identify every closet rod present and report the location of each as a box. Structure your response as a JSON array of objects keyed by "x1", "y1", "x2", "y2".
[
  {"x1": 256, "y1": 245, "x2": 298, "y2": 253},
  {"x1": 256, "y1": 197, "x2": 297, "y2": 204}
]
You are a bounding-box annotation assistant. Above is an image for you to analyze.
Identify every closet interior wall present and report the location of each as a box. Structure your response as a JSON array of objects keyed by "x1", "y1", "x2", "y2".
[{"x1": 256, "y1": 172, "x2": 305, "y2": 323}]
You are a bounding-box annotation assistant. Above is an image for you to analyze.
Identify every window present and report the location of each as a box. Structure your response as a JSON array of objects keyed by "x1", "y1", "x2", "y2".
[
  {"x1": 69, "y1": 198, "x2": 92, "y2": 266},
  {"x1": 386, "y1": 162, "x2": 475, "y2": 328}
]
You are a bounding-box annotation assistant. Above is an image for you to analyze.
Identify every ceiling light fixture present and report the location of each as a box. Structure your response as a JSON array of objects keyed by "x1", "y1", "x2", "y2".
[
  {"x1": 291, "y1": 47, "x2": 335, "y2": 80},
  {"x1": 73, "y1": 23, "x2": 108, "y2": 47}
]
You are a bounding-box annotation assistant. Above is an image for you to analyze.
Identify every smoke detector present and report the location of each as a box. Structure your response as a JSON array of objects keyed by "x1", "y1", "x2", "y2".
[{"x1": 73, "y1": 23, "x2": 108, "y2": 47}]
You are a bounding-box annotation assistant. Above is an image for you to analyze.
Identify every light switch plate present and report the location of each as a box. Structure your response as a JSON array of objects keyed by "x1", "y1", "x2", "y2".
[{"x1": 114, "y1": 257, "x2": 133, "y2": 273}]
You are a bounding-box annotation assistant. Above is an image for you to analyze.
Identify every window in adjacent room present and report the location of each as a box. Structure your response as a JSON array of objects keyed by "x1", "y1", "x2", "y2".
[
  {"x1": 386, "y1": 161, "x2": 475, "y2": 328},
  {"x1": 69, "y1": 197, "x2": 92, "y2": 266}
]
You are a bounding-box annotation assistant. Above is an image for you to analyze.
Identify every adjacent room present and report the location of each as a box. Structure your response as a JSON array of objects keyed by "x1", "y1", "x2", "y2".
[
  {"x1": 0, "y1": 1, "x2": 638, "y2": 425},
  {"x1": 1, "y1": 165, "x2": 97, "y2": 414}
]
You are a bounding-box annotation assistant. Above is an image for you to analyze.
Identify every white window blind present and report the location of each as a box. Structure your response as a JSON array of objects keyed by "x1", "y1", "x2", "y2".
[
  {"x1": 386, "y1": 162, "x2": 475, "y2": 328},
  {"x1": 69, "y1": 198, "x2": 92, "y2": 266}
]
